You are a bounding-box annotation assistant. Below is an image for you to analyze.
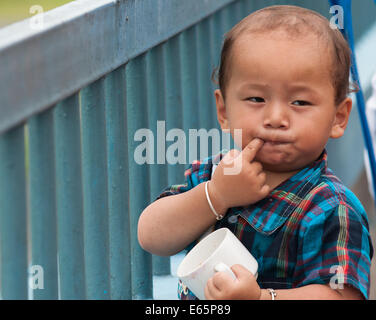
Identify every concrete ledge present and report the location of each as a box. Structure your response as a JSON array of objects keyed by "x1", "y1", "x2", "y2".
[{"x1": 153, "y1": 252, "x2": 185, "y2": 300}]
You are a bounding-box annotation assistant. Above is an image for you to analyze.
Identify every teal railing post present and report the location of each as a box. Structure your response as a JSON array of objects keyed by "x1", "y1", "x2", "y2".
[
  {"x1": 0, "y1": 125, "x2": 28, "y2": 299},
  {"x1": 54, "y1": 94, "x2": 86, "y2": 299},
  {"x1": 208, "y1": 12, "x2": 223, "y2": 132},
  {"x1": 80, "y1": 78, "x2": 111, "y2": 299},
  {"x1": 104, "y1": 66, "x2": 132, "y2": 299},
  {"x1": 146, "y1": 45, "x2": 171, "y2": 277},
  {"x1": 197, "y1": 18, "x2": 217, "y2": 134},
  {"x1": 163, "y1": 37, "x2": 185, "y2": 191},
  {"x1": 28, "y1": 108, "x2": 58, "y2": 299},
  {"x1": 180, "y1": 26, "x2": 201, "y2": 163},
  {"x1": 126, "y1": 54, "x2": 153, "y2": 299}
]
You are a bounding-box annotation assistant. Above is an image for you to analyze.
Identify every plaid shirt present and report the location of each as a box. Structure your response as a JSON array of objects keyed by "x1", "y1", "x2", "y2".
[{"x1": 155, "y1": 148, "x2": 373, "y2": 300}]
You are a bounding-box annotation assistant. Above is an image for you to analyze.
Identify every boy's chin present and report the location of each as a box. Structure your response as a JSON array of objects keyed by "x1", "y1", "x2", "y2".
[
  {"x1": 261, "y1": 162, "x2": 294, "y2": 173},
  {"x1": 256, "y1": 155, "x2": 296, "y2": 173}
]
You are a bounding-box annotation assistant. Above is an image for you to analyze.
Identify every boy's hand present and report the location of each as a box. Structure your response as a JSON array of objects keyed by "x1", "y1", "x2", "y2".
[
  {"x1": 204, "y1": 264, "x2": 261, "y2": 300},
  {"x1": 209, "y1": 138, "x2": 270, "y2": 211}
]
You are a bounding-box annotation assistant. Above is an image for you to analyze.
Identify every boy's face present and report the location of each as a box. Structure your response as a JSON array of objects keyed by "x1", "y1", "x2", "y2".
[{"x1": 215, "y1": 32, "x2": 352, "y2": 173}]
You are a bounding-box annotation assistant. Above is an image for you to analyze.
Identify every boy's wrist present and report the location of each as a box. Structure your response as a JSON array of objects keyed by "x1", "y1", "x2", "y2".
[
  {"x1": 206, "y1": 181, "x2": 229, "y2": 216},
  {"x1": 259, "y1": 289, "x2": 275, "y2": 300}
]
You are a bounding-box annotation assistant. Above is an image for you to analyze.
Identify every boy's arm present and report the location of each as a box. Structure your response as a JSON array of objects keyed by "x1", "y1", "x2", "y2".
[
  {"x1": 138, "y1": 138, "x2": 269, "y2": 257},
  {"x1": 205, "y1": 264, "x2": 365, "y2": 300},
  {"x1": 137, "y1": 181, "x2": 227, "y2": 256},
  {"x1": 259, "y1": 284, "x2": 364, "y2": 300}
]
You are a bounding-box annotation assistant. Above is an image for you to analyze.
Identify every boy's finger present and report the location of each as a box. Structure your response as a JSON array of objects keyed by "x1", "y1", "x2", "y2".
[
  {"x1": 204, "y1": 281, "x2": 213, "y2": 300},
  {"x1": 261, "y1": 184, "x2": 271, "y2": 196},
  {"x1": 230, "y1": 264, "x2": 256, "y2": 280},
  {"x1": 205, "y1": 278, "x2": 218, "y2": 300},
  {"x1": 241, "y1": 138, "x2": 264, "y2": 162},
  {"x1": 212, "y1": 271, "x2": 235, "y2": 289},
  {"x1": 221, "y1": 149, "x2": 241, "y2": 166}
]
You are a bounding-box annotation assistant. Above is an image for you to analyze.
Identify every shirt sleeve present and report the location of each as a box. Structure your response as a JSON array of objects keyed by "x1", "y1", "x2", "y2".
[
  {"x1": 154, "y1": 162, "x2": 198, "y2": 201},
  {"x1": 294, "y1": 203, "x2": 373, "y2": 299},
  {"x1": 154, "y1": 151, "x2": 226, "y2": 202}
]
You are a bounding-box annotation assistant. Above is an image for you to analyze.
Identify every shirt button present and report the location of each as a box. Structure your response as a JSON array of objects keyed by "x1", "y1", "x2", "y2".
[{"x1": 228, "y1": 215, "x2": 238, "y2": 224}]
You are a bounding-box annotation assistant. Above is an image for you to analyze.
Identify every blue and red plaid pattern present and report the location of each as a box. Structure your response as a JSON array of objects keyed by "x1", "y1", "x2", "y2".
[{"x1": 155, "y1": 148, "x2": 373, "y2": 299}]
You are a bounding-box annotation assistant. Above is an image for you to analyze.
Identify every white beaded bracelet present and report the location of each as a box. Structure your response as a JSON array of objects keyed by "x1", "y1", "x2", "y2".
[{"x1": 204, "y1": 181, "x2": 224, "y2": 220}]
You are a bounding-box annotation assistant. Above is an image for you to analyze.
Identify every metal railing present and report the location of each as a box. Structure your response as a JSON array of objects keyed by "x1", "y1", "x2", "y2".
[
  {"x1": 0, "y1": 0, "x2": 244, "y2": 300},
  {"x1": 0, "y1": 0, "x2": 375, "y2": 300}
]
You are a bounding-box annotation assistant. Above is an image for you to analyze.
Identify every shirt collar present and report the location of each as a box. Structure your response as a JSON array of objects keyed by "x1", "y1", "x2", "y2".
[
  {"x1": 274, "y1": 148, "x2": 327, "y2": 190},
  {"x1": 219, "y1": 148, "x2": 328, "y2": 235}
]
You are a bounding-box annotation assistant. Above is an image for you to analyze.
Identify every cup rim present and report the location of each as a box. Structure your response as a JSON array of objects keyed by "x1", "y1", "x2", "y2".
[{"x1": 177, "y1": 228, "x2": 229, "y2": 278}]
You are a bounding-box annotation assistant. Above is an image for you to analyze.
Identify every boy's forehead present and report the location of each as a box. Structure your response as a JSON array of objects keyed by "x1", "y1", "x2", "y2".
[
  {"x1": 231, "y1": 31, "x2": 332, "y2": 71},
  {"x1": 234, "y1": 29, "x2": 324, "y2": 51},
  {"x1": 228, "y1": 32, "x2": 333, "y2": 86}
]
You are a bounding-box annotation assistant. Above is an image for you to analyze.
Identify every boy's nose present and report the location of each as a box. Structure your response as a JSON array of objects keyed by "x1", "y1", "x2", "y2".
[{"x1": 262, "y1": 103, "x2": 289, "y2": 129}]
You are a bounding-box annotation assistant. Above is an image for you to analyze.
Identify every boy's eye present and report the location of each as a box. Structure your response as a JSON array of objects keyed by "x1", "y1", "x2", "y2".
[
  {"x1": 292, "y1": 100, "x2": 311, "y2": 106},
  {"x1": 247, "y1": 97, "x2": 265, "y2": 103}
]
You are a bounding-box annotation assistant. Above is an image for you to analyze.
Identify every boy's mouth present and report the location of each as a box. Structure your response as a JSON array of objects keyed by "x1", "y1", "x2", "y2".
[
  {"x1": 259, "y1": 137, "x2": 290, "y2": 144},
  {"x1": 260, "y1": 138, "x2": 291, "y2": 148},
  {"x1": 264, "y1": 141, "x2": 287, "y2": 146}
]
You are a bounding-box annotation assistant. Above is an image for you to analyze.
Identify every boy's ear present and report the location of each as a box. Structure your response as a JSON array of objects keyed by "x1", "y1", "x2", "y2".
[
  {"x1": 330, "y1": 97, "x2": 352, "y2": 139},
  {"x1": 214, "y1": 89, "x2": 229, "y2": 131}
]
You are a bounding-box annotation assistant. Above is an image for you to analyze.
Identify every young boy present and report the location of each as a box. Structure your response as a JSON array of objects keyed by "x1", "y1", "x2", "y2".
[{"x1": 138, "y1": 5, "x2": 373, "y2": 300}]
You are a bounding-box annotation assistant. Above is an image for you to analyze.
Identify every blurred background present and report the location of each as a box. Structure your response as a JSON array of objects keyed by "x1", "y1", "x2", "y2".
[{"x1": 0, "y1": 0, "x2": 74, "y2": 28}]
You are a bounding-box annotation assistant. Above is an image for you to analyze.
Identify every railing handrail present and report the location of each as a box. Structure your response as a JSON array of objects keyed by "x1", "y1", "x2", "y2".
[{"x1": 0, "y1": 0, "x2": 235, "y2": 135}]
